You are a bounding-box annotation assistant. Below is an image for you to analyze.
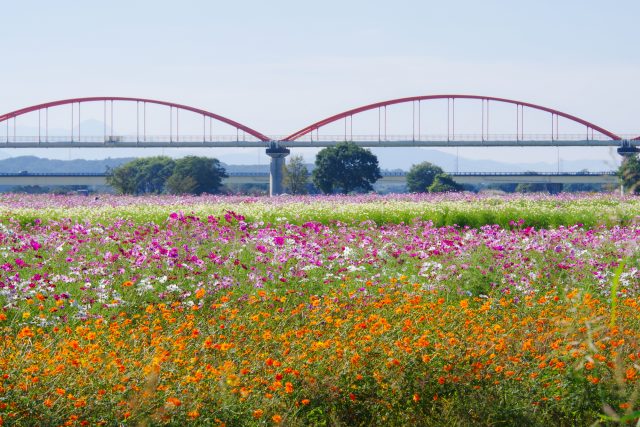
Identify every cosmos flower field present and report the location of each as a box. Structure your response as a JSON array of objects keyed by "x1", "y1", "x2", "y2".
[{"x1": 1, "y1": 193, "x2": 640, "y2": 426}]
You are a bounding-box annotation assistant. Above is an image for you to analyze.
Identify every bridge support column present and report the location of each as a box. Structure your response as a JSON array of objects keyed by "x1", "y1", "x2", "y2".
[
  {"x1": 617, "y1": 140, "x2": 639, "y2": 156},
  {"x1": 266, "y1": 142, "x2": 290, "y2": 196}
]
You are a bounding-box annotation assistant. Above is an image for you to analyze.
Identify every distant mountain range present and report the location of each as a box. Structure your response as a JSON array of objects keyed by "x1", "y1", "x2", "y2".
[
  {"x1": 0, "y1": 156, "x2": 134, "y2": 174},
  {"x1": 367, "y1": 147, "x2": 619, "y2": 173}
]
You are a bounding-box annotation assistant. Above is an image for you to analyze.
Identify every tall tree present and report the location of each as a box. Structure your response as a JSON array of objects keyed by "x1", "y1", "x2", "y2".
[
  {"x1": 284, "y1": 154, "x2": 309, "y2": 194},
  {"x1": 428, "y1": 173, "x2": 463, "y2": 193},
  {"x1": 106, "y1": 156, "x2": 175, "y2": 194},
  {"x1": 168, "y1": 156, "x2": 228, "y2": 195},
  {"x1": 312, "y1": 142, "x2": 381, "y2": 194},
  {"x1": 619, "y1": 154, "x2": 640, "y2": 194},
  {"x1": 165, "y1": 174, "x2": 198, "y2": 195},
  {"x1": 406, "y1": 162, "x2": 444, "y2": 192}
]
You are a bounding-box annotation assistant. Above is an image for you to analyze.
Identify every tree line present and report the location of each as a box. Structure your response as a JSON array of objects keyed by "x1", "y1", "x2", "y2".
[
  {"x1": 106, "y1": 142, "x2": 462, "y2": 195},
  {"x1": 106, "y1": 156, "x2": 227, "y2": 195},
  {"x1": 106, "y1": 141, "x2": 640, "y2": 195}
]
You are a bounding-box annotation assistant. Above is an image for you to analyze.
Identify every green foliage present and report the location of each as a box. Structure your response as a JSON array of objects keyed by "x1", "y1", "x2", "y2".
[
  {"x1": 106, "y1": 156, "x2": 227, "y2": 195},
  {"x1": 106, "y1": 156, "x2": 175, "y2": 194},
  {"x1": 515, "y1": 182, "x2": 563, "y2": 194},
  {"x1": 167, "y1": 156, "x2": 228, "y2": 195},
  {"x1": 164, "y1": 174, "x2": 198, "y2": 195},
  {"x1": 428, "y1": 173, "x2": 463, "y2": 193},
  {"x1": 618, "y1": 154, "x2": 640, "y2": 194},
  {"x1": 312, "y1": 142, "x2": 381, "y2": 194},
  {"x1": 564, "y1": 182, "x2": 602, "y2": 192},
  {"x1": 284, "y1": 154, "x2": 309, "y2": 194},
  {"x1": 406, "y1": 161, "x2": 444, "y2": 192}
]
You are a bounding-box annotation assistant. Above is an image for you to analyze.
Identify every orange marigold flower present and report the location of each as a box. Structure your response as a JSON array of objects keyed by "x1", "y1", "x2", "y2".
[
  {"x1": 285, "y1": 382, "x2": 294, "y2": 393},
  {"x1": 413, "y1": 393, "x2": 420, "y2": 402},
  {"x1": 0, "y1": 313, "x2": 6, "y2": 321},
  {"x1": 625, "y1": 368, "x2": 637, "y2": 381},
  {"x1": 253, "y1": 409, "x2": 264, "y2": 419},
  {"x1": 301, "y1": 399, "x2": 310, "y2": 405},
  {"x1": 17, "y1": 326, "x2": 34, "y2": 339},
  {"x1": 122, "y1": 281, "x2": 134, "y2": 287},
  {"x1": 195, "y1": 288, "x2": 206, "y2": 299},
  {"x1": 166, "y1": 397, "x2": 181, "y2": 408},
  {"x1": 188, "y1": 410, "x2": 200, "y2": 419},
  {"x1": 272, "y1": 414, "x2": 283, "y2": 423},
  {"x1": 587, "y1": 375, "x2": 600, "y2": 384}
]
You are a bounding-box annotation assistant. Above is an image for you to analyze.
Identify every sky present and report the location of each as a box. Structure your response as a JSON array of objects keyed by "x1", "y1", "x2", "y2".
[{"x1": 1, "y1": 0, "x2": 639, "y2": 169}]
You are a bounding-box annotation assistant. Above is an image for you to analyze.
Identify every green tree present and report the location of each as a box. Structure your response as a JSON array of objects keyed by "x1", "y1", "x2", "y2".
[
  {"x1": 428, "y1": 173, "x2": 463, "y2": 193},
  {"x1": 167, "y1": 156, "x2": 228, "y2": 195},
  {"x1": 312, "y1": 142, "x2": 381, "y2": 194},
  {"x1": 165, "y1": 174, "x2": 198, "y2": 194},
  {"x1": 515, "y1": 181, "x2": 563, "y2": 194},
  {"x1": 106, "y1": 156, "x2": 175, "y2": 194},
  {"x1": 406, "y1": 161, "x2": 444, "y2": 192},
  {"x1": 618, "y1": 154, "x2": 640, "y2": 194},
  {"x1": 515, "y1": 182, "x2": 549, "y2": 193},
  {"x1": 284, "y1": 154, "x2": 309, "y2": 194}
]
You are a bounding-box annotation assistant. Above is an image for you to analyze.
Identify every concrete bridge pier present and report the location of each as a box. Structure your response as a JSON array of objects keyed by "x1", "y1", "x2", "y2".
[{"x1": 266, "y1": 142, "x2": 290, "y2": 196}]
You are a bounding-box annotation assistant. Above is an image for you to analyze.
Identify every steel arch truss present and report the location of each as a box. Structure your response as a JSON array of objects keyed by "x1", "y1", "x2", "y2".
[
  {"x1": 0, "y1": 97, "x2": 271, "y2": 142},
  {"x1": 283, "y1": 94, "x2": 622, "y2": 142}
]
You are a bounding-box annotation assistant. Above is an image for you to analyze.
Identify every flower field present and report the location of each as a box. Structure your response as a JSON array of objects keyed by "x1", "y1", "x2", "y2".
[{"x1": 1, "y1": 194, "x2": 639, "y2": 426}]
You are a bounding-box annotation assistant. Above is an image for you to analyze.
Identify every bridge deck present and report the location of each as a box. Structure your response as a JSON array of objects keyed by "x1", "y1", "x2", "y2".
[{"x1": 0, "y1": 138, "x2": 636, "y2": 148}]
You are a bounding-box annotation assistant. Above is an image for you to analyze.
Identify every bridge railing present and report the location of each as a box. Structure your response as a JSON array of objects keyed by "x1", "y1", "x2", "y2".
[
  {"x1": 3, "y1": 134, "x2": 639, "y2": 144},
  {"x1": 0, "y1": 171, "x2": 617, "y2": 178},
  {"x1": 0, "y1": 135, "x2": 266, "y2": 144},
  {"x1": 284, "y1": 133, "x2": 628, "y2": 142},
  {"x1": 448, "y1": 171, "x2": 617, "y2": 176}
]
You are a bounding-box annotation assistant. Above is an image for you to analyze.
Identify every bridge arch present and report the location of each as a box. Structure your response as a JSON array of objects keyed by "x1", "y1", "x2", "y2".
[
  {"x1": 282, "y1": 94, "x2": 622, "y2": 141},
  {"x1": 0, "y1": 97, "x2": 271, "y2": 142}
]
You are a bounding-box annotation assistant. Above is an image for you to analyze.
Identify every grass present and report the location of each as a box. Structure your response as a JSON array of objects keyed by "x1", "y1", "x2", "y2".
[{"x1": 1, "y1": 193, "x2": 639, "y2": 228}]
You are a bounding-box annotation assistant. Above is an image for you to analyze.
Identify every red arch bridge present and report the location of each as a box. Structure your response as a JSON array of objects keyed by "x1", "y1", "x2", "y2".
[{"x1": 1, "y1": 95, "x2": 638, "y2": 195}]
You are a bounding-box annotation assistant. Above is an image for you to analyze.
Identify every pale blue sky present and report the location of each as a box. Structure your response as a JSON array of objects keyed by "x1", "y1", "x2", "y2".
[{"x1": 1, "y1": 0, "x2": 638, "y2": 167}]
